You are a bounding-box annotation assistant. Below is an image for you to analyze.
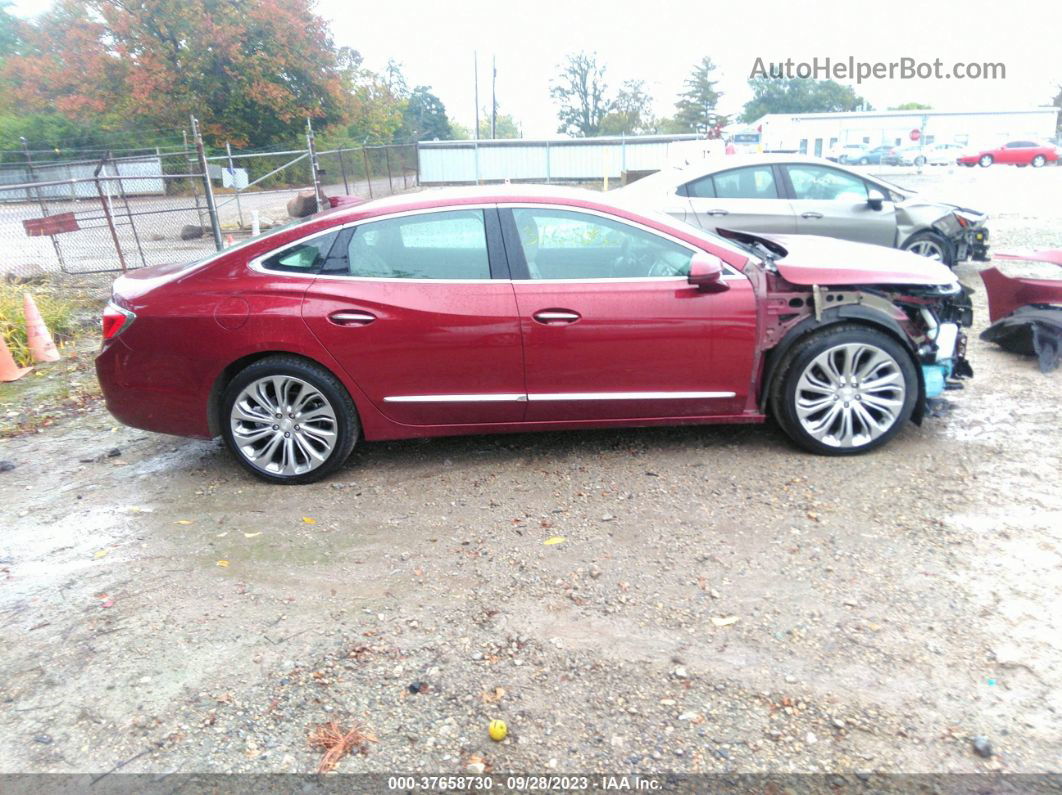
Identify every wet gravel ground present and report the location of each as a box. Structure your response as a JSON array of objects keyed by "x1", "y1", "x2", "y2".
[{"x1": 0, "y1": 166, "x2": 1059, "y2": 776}]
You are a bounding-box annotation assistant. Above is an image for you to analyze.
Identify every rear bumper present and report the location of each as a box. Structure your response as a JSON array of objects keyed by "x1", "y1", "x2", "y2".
[{"x1": 95, "y1": 340, "x2": 214, "y2": 439}]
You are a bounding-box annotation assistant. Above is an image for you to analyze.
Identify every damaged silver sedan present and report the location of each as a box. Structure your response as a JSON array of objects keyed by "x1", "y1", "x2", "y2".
[{"x1": 614, "y1": 155, "x2": 989, "y2": 267}]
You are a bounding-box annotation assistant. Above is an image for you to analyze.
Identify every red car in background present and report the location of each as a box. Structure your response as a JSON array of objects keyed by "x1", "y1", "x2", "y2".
[
  {"x1": 957, "y1": 140, "x2": 1059, "y2": 168},
  {"x1": 96, "y1": 186, "x2": 973, "y2": 484}
]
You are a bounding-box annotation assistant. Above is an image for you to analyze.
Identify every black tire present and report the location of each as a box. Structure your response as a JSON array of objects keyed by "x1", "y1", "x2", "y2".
[
  {"x1": 858, "y1": 157, "x2": 870, "y2": 165},
  {"x1": 979, "y1": 154, "x2": 993, "y2": 167},
  {"x1": 914, "y1": 155, "x2": 926, "y2": 167},
  {"x1": 901, "y1": 230, "x2": 955, "y2": 267},
  {"x1": 220, "y1": 355, "x2": 359, "y2": 484},
  {"x1": 770, "y1": 325, "x2": 919, "y2": 456},
  {"x1": 1031, "y1": 155, "x2": 1046, "y2": 168}
]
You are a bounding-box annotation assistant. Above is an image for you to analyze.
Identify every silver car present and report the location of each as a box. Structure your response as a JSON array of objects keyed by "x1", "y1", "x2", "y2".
[{"x1": 614, "y1": 155, "x2": 989, "y2": 266}]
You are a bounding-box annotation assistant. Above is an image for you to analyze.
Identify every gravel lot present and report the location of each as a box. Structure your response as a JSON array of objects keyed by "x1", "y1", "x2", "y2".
[{"x1": 0, "y1": 166, "x2": 1059, "y2": 777}]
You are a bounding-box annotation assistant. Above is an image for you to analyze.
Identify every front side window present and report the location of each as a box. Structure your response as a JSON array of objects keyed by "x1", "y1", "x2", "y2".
[
  {"x1": 787, "y1": 165, "x2": 869, "y2": 202},
  {"x1": 511, "y1": 208, "x2": 693, "y2": 280},
  {"x1": 346, "y1": 209, "x2": 490, "y2": 279},
  {"x1": 712, "y1": 166, "x2": 779, "y2": 199},
  {"x1": 260, "y1": 231, "x2": 340, "y2": 273}
]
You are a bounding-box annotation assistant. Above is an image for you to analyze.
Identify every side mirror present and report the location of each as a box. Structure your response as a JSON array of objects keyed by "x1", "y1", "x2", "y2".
[
  {"x1": 687, "y1": 253, "x2": 729, "y2": 292},
  {"x1": 867, "y1": 188, "x2": 886, "y2": 211}
]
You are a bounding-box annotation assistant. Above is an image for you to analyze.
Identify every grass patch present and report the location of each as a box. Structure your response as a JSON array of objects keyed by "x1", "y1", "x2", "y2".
[
  {"x1": 1, "y1": 280, "x2": 106, "y2": 436},
  {"x1": 0, "y1": 282, "x2": 87, "y2": 367}
]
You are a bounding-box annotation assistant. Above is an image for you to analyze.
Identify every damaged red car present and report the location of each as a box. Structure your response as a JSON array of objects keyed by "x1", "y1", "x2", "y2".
[{"x1": 96, "y1": 186, "x2": 974, "y2": 484}]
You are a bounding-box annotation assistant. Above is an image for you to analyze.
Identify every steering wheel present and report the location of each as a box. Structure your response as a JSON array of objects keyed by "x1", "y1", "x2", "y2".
[
  {"x1": 646, "y1": 259, "x2": 685, "y2": 277},
  {"x1": 611, "y1": 238, "x2": 655, "y2": 277}
]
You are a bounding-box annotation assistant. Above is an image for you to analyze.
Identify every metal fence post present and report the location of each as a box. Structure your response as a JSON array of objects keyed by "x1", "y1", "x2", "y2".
[
  {"x1": 107, "y1": 151, "x2": 146, "y2": 268},
  {"x1": 20, "y1": 137, "x2": 66, "y2": 270},
  {"x1": 191, "y1": 116, "x2": 224, "y2": 251},
  {"x1": 362, "y1": 147, "x2": 373, "y2": 199},
  {"x1": 545, "y1": 140, "x2": 551, "y2": 184},
  {"x1": 384, "y1": 146, "x2": 394, "y2": 195},
  {"x1": 305, "y1": 118, "x2": 322, "y2": 213},
  {"x1": 338, "y1": 148, "x2": 350, "y2": 195},
  {"x1": 183, "y1": 129, "x2": 206, "y2": 230},
  {"x1": 225, "y1": 141, "x2": 244, "y2": 227},
  {"x1": 93, "y1": 155, "x2": 128, "y2": 272}
]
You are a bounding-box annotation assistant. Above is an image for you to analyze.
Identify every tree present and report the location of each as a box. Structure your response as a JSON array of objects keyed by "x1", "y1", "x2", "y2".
[
  {"x1": 740, "y1": 78, "x2": 869, "y2": 123},
  {"x1": 550, "y1": 51, "x2": 610, "y2": 137},
  {"x1": 674, "y1": 57, "x2": 722, "y2": 133},
  {"x1": 0, "y1": 0, "x2": 22, "y2": 58},
  {"x1": 401, "y1": 86, "x2": 451, "y2": 141},
  {"x1": 889, "y1": 102, "x2": 933, "y2": 110},
  {"x1": 2, "y1": 0, "x2": 351, "y2": 147},
  {"x1": 478, "y1": 109, "x2": 520, "y2": 139},
  {"x1": 599, "y1": 79, "x2": 653, "y2": 135}
]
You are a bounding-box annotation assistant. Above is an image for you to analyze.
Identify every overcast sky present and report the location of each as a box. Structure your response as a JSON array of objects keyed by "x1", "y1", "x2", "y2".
[{"x1": 9, "y1": 0, "x2": 1060, "y2": 137}]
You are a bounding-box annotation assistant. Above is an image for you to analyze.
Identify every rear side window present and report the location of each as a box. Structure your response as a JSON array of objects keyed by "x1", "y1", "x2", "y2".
[
  {"x1": 712, "y1": 167, "x2": 778, "y2": 199},
  {"x1": 684, "y1": 175, "x2": 716, "y2": 198},
  {"x1": 260, "y1": 231, "x2": 340, "y2": 274},
  {"x1": 346, "y1": 210, "x2": 491, "y2": 279}
]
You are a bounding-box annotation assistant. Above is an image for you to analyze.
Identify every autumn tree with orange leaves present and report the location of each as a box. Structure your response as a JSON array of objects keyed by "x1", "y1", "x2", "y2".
[{"x1": 2, "y1": 0, "x2": 351, "y2": 147}]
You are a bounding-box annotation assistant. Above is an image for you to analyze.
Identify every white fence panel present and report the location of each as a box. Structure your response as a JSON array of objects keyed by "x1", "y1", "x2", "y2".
[{"x1": 417, "y1": 135, "x2": 700, "y2": 184}]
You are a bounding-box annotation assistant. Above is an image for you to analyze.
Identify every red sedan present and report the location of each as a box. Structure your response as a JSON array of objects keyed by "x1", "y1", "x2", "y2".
[
  {"x1": 957, "y1": 140, "x2": 1059, "y2": 168},
  {"x1": 97, "y1": 186, "x2": 973, "y2": 484}
]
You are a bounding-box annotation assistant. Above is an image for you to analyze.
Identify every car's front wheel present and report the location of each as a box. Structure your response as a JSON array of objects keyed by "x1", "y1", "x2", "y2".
[
  {"x1": 914, "y1": 155, "x2": 926, "y2": 167},
  {"x1": 771, "y1": 325, "x2": 918, "y2": 456},
  {"x1": 902, "y1": 230, "x2": 954, "y2": 266},
  {"x1": 221, "y1": 355, "x2": 359, "y2": 484},
  {"x1": 1031, "y1": 155, "x2": 1046, "y2": 168}
]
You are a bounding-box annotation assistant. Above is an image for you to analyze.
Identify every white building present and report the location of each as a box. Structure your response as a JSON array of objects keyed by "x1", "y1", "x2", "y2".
[{"x1": 752, "y1": 108, "x2": 1058, "y2": 157}]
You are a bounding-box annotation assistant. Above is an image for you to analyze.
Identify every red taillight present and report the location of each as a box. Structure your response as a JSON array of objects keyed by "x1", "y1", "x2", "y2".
[{"x1": 101, "y1": 301, "x2": 135, "y2": 341}]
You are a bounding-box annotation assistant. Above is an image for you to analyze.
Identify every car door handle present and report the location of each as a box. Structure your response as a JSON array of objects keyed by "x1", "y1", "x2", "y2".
[
  {"x1": 801, "y1": 211, "x2": 824, "y2": 219},
  {"x1": 533, "y1": 309, "x2": 581, "y2": 325},
  {"x1": 706, "y1": 209, "x2": 729, "y2": 216},
  {"x1": 328, "y1": 310, "x2": 376, "y2": 326}
]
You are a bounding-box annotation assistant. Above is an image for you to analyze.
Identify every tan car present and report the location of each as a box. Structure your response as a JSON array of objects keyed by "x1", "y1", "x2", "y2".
[{"x1": 614, "y1": 154, "x2": 990, "y2": 266}]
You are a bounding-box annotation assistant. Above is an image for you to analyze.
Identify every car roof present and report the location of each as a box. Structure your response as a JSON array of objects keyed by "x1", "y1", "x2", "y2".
[
  {"x1": 614, "y1": 153, "x2": 866, "y2": 193},
  {"x1": 328, "y1": 183, "x2": 616, "y2": 220}
]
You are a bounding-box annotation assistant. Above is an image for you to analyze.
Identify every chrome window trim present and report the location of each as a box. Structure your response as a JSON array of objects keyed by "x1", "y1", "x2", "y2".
[
  {"x1": 383, "y1": 391, "x2": 735, "y2": 403},
  {"x1": 246, "y1": 202, "x2": 748, "y2": 284}
]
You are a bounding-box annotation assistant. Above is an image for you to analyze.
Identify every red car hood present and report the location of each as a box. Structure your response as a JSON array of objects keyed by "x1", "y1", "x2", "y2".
[{"x1": 763, "y1": 234, "x2": 958, "y2": 287}]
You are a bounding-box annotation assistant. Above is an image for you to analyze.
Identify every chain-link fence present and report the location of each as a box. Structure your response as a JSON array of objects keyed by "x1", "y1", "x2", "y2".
[{"x1": 0, "y1": 126, "x2": 419, "y2": 283}]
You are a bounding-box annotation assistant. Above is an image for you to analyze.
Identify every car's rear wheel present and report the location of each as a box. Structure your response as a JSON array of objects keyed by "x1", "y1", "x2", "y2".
[
  {"x1": 221, "y1": 356, "x2": 359, "y2": 484},
  {"x1": 858, "y1": 157, "x2": 869, "y2": 165},
  {"x1": 771, "y1": 325, "x2": 918, "y2": 456},
  {"x1": 914, "y1": 155, "x2": 926, "y2": 167},
  {"x1": 979, "y1": 154, "x2": 994, "y2": 167},
  {"x1": 902, "y1": 230, "x2": 954, "y2": 266},
  {"x1": 1031, "y1": 155, "x2": 1046, "y2": 168}
]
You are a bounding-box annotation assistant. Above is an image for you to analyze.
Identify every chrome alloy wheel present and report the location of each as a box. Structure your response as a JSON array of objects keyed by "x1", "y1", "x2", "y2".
[
  {"x1": 794, "y1": 343, "x2": 906, "y2": 449},
  {"x1": 906, "y1": 239, "x2": 945, "y2": 261},
  {"x1": 229, "y1": 375, "x2": 338, "y2": 476}
]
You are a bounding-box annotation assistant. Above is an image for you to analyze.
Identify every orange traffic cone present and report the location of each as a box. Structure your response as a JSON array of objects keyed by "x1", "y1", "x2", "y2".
[
  {"x1": 23, "y1": 293, "x2": 60, "y2": 363},
  {"x1": 0, "y1": 334, "x2": 32, "y2": 382}
]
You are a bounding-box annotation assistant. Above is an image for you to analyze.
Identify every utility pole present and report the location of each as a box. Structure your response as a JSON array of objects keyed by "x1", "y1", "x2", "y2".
[
  {"x1": 491, "y1": 55, "x2": 497, "y2": 140},
  {"x1": 473, "y1": 51, "x2": 480, "y2": 141}
]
